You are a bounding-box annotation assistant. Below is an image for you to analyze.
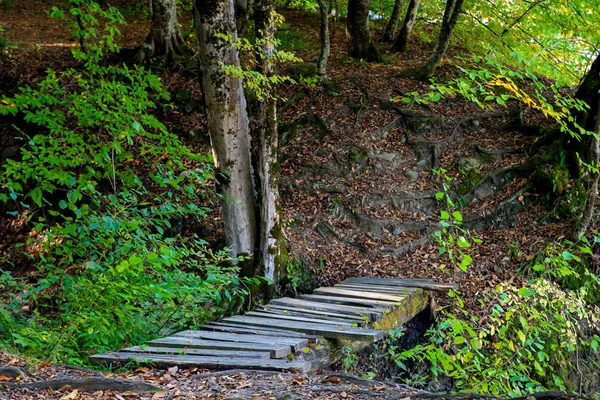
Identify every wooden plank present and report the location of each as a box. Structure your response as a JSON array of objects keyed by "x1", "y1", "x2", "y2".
[
  {"x1": 341, "y1": 277, "x2": 458, "y2": 291},
  {"x1": 202, "y1": 323, "x2": 322, "y2": 344},
  {"x1": 90, "y1": 352, "x2": 311, "y2": 373},
  {"x1": 260, "y1": 304, "x2": 368, "y2": 324},
  {"x1": 207, "y1": 321, "x2": 315, "y2": 338},
  {"x1": 269, "y1": 298, "x2": 383, "y2": 321},
  {"x1": 148, "y1": 337, "x2": 291, "y2": 358},
  {"x1": 313, "y1": 287, "x2": 408, "y2": 303},
  {"x1": 225, "y1": 315, "x2": 385, "y2": 342},
  {"x1": 244, "y1": 311, "x2": 357, "y2": 327},
  {"x1": 336, "y1": 283, "x2": 419, "y2": 294},
  {"x1": 297, "y1": 294, "x2": 397, "y2": 310},
  {"x1": 173, "y1": 330, "x2": 308, "y2": 352},
  {"x1": 121, "y1": 346, "x2": 270, "y2": 358}
]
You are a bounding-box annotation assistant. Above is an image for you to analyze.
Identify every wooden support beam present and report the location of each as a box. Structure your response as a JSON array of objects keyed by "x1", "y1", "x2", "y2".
[
  {"x1": 341, "y1": 277, "x2": 457, "y2": 291},
  {"x1": 147, "y1": 337, "x2": 291, "y2": 358},
  {"x1": 173, "y1": 330, "x2": 308, "y2": 352},
  {"x1": 121, "y1": 346, "x2": 271, "y2": 358}
]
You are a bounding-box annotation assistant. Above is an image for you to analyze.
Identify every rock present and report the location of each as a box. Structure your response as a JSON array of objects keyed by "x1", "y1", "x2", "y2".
[
  {"x1": 371, "y1": 153, "x2": 396, "y2": 162},
  {"x1": 0, "y1": 366, "x2": 26, "y2": 378},
  {"x1": 405, "y1": 170, "x2": 419, "y2": 181},
  {"x1": 416, "y1": 159, "x2": 429, "y2": 169},
  {"x1": 457, "y1": 157, "x2": 481, "y2": 174},
  {"x1": 1, "y1": 145, "x2": 19, "y2": 161}
]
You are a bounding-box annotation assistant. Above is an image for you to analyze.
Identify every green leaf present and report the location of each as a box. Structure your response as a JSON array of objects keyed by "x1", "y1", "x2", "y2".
[
  {"x1": 59, "y1": 200, "x2": 68, "y2": 209},
  {"x1": 435, "y1": 192, "x2": 444, "y2": 200},
  {"x1": 457, "y1": 236, "x2": 471, "y2": 248},
  {"x1": 30, "y1": 187, "x2": 43, "y2": 207},
  {"x1": 440, "y1": 210, "x2": 450, "y2": 220},
  {"x1": 518, "y1": 287, "x2": 535, "y2": 297},
  {"x1": 452, "y1": 211, "x2": 463, "y2": 222},
  {"x1": 562, "y1": 251, "x2": 572, "y2": 261}
]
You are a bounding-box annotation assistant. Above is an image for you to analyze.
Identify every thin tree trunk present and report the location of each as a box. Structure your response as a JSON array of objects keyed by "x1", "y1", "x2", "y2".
[
  {"x1": 194, "y1": 0, "x2": 257, "y2": 264},
  {"x1": 136, "y1": 0, "x2": 184, "y2": 64},
  {"x1": 347, "y1": 0, "x2": 381, "y2": 61},
  {"x1": 392, "y1": 0, "x2": 420, "y2": 52},
  {"x1": 420, "y1": 0, "x2": 464, "y2": 79},
  {"x1": 316, "y1": 0, "x2": 330, "y2": 78},
  {"x1": 383, "y1": 0, "x2": 404, "y2": 43},
  {"x1": 253, "y1": 0, "x2": 285, "y2": 295}
]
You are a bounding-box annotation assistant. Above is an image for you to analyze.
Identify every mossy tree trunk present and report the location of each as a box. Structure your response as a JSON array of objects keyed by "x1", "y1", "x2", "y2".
[
  {"x1": 573, "y1": 54, "x2": 600, "y2": 239},
  {"x1": 392, "y1": 0, "x2": 420, "y2": 52},
  {"x1": 252, "y1": 0, "x2": 285, "y2": 297},
  {"x1": 347, "y1": 0, "x2": 381, "y2": 62},
  {"x1": 136, "y1": 0, "x2": 184, "y2": 64},
  {"x1": 420, "y1": 0, "x2": 464, "y2": 78},
  {"x1": 383, "y1": 0, "x2": 404, "y2": 43},
  {"x1": 194, "y1": 0, "x2": 257, "y2": 265},
  {"x1": 316, "y1": 0, "x2": 330, "y2": 78}
]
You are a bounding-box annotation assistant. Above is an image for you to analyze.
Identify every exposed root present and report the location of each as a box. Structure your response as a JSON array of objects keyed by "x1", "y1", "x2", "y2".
[{"x1": 0, "y1": 377, "x2": 162, "y2": 393}]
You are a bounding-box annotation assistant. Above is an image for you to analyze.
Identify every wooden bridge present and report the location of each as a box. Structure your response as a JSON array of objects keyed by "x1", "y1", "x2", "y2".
[{"x1": 90, "y1": 277, "x2": 455, "y2": 373}]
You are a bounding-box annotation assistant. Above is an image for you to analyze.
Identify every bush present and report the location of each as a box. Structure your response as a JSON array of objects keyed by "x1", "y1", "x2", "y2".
[
  {"x1": 395, "y1": 281, "x2": 600, "y2": 396},
  {"x1": 0, "y1": 0, "x2": 258, "y2": 364}
]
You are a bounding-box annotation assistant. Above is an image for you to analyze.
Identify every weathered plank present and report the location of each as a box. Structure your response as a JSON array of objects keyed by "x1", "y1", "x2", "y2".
[
  {"x1": 341, "y1": 277, "x2": 458, "y2": 291},
  {"x1": 121, "y1": 346, "x2": 270, "y2": 358},
  {"x1": 297, "y1": 294, "x2": 397, "y2": 310},
  {"x1": 260, "y1": 304, "x2": 368, "y2": 324},
  {"x1": 225, "y1": 315, "x2": 385, "y2": 342},
  {"x1": 335, "y1": 283, "x2": 419, "y2": 294},
  {"x1": 269, "y1": 297, "x2": 383, "y2": 321},
  {"x1": 207, "y1": 321, "x2": 316, "y2": 338},
  {"x1": 90, "y1": 352, "x2": 311, "y2": 373},
  {"x1": 147, "y1": 337, "x2": 291, "y2": 358},
  {"x1": 314, "y1": 287, "x2": 408, "y2": 303},
  {"x1": 244, "y1": 311, "x2": 357, "y2": 327},
  {"x1": 173, "y1": 330, "x2": 308, "y2": 352}
]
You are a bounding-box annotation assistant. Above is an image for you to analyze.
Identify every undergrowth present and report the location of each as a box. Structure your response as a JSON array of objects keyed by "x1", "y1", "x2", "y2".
[{"x1": 0, "y1": 0, "x2": 259, "y2": 365}]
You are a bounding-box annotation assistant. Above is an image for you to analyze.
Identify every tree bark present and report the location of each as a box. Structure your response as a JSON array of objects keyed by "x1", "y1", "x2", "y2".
[
  {"x1": 347, "y1": 0, "x2": 381, "y2": 62},
  {"x1": 383, "y1": 0, "x2": 404, "y2": 43},
  {"x1": 194, "y1": 0, "x2": 257, "y2": 263},
  {"x1": 574, "y1": 104, "x2": 600, "y2": 240},
  {"x1": 316, "y1": 0, "x2": 330, "y2": 78},
  {"x1": 392, "y1": 0, "x2": 420, "y2": 52},
  {"x1": 420, "y1": 0, "x2": 464, "y2": 79},
  {"x1": 136, "y1": 0, "x2": 184, "y2": 64},
  {"x1": 573, "y1": 54, "x2": 600, "y2": 239},
  {"x1": 252, "y1": 0, "x2": 285, "y2": 295}
]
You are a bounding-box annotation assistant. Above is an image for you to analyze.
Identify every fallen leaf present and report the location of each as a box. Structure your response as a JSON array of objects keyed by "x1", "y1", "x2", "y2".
[
  {"x1": 59, "y1": 389, "x2": 79, "y2": 400},
  {"x1": 341, "y1": 391, "x2": 348, "y2": 398},
  {"x1": 37, "y1": 361, "x2": 52, "y2": 369},
  {"x1": 0, "y1": 376, "x2": 13, "y2": 381},
  {"x1": 167, "y1": 366, "x2": 178, "y2": 375},
  {"x1": 135, "y1": 367, "x2": 150, "y2": 373},
  {"x1": 373, "y1": 384, "x2": 386, "y2": 391},
  {"x1": 321, "y1": 376, "x2": 341, "y2": 384},
  {"x1": 151, "y1": 392, "x2": 167, "y2": 399}
]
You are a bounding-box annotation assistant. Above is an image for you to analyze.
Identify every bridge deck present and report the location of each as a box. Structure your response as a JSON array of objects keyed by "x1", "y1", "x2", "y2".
[{"x1": 90, "y1": 278, "x2": 455, "y2": 373}]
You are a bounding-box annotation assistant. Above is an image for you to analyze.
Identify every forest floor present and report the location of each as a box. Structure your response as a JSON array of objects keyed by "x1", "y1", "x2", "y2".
[{"x1": 0, "y1": 1, "x2": 595, "y2": 399}]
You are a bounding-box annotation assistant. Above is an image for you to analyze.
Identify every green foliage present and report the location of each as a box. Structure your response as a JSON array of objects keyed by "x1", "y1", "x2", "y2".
[
  {"x1": 395, "y1": 281, "x2": 600, "y2": 396},
  {"x1": 433, "y1": 169, "x2": 480, "y2": 275},
  {"x1": 0, "y1": 0, "x2": 258, "y2": 364},
  {"x1": 217, "y1": 13, "x2": 302, "y2": 101},
  {"x1": 523, "y1": 237, "x2": 600, "y2": 305}
]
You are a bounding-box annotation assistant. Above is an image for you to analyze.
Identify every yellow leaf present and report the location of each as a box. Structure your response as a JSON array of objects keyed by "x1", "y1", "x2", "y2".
[{"x1": 59, "y1": 389, "x2": 79, "y2": 400}]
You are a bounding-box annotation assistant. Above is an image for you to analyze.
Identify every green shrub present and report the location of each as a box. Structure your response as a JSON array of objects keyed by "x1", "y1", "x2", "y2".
[
  {"x1": 0, "y1": 0, "x2": 258, "y2": 364},
  {"x1": 395, "y1": 281, "x2": 600, "y2": 396}
]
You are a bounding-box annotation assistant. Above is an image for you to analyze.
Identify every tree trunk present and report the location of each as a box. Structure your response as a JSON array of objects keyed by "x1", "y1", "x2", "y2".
[
  {"x1": 316, "y1": 0, "x2": 330, "y2": 78},
  {"x1": 234, "y1": 0, "x2": 252, "y2": 34},
  {"x1": 252, "y1": 0, "x2": 285, "y2": 295},
  {"x1": 573, "y1": 54, "x2": 600, "y2": 239},
  {"x1": 573, "y1": 105, "x2": 600, "y2": 240},
  {"x1": 347, "y1": 0, "x2": 381, "y2": 62},
  {"x1": 392, "y1": 0, "x2": 420, "y2": 52},
  {"x1": 420, "y1": 0, "x2": 464, "y2": 79},
  {"x1": 194, "y1": 0, "x2": 257, "y2": 263},
  {"x1": 136, "y1": 0, "x2": 184, "y2": 64},
  {"x1": 383, "y1": 0, "x2": 404, "y2": 43}
]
